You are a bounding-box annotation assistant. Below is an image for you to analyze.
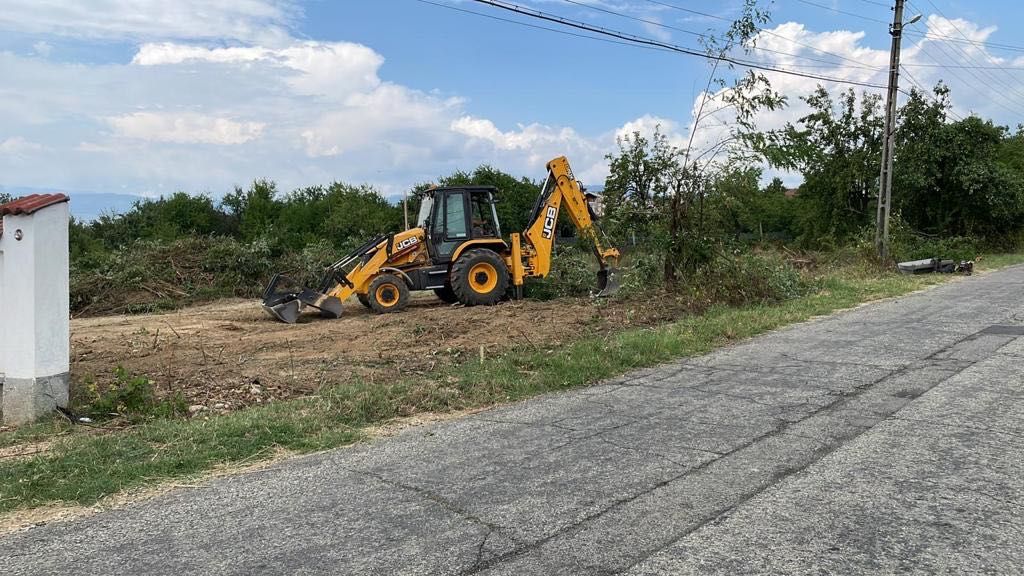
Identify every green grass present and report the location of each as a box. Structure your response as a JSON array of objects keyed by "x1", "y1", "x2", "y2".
[
  {"x1": 977, "y1": 252, "x2": 1024, "y2": 270},
  {"x1": 0, "y1": 256, "x2": 1020, "y2": 515}
]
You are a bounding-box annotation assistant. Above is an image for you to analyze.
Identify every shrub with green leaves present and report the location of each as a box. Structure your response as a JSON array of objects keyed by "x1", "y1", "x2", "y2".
[
  {"x1": 84, "y1": 367, "x2": 186, "y2": 420},
  {"x1": 523, "y1": 245, "x2": 597, "y2": 300},
  {"x1": 692, "y1": 252, "x2": 811, "y2": 306}
]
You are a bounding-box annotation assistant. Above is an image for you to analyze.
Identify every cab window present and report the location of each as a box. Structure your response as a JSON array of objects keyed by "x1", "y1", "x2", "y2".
[{"x1": 470, "y1": 193, "x2": 498, "y2": 238}]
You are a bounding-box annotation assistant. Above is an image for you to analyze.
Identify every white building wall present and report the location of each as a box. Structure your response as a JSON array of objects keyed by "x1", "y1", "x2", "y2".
[
  {"x1": 0, "y1": 201, "x2": 70, "y2": 424},
  {"x1": 1, "y1": 213, "x2": 39, "y2": 379},
  {"x1": 0, "y1": 248, "x2": 4, "y2": 380},
  {"x1": 30, "y1": 204, "x2": 70, "y2": 377}
]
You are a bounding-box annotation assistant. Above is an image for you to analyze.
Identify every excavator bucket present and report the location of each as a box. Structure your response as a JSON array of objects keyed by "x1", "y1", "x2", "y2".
[
  {"x1": 596, "y1": 267, "x2": 621, "y2": 297},
  {"x1": 262, "y1": 273, "x2": 343, "y2": 324}
]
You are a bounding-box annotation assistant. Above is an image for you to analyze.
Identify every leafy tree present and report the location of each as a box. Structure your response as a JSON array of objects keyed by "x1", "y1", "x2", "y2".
[
  {"x1": 603, "y1": 128, "x2": 674, "y2": 244},
  {"x1": 894, "y1": 87, "x2": 1024, "y2": 240},
  {"x1": 221, "y1": 180, "x2": 280, "y2": 243},
  {"x1": 604, "y1": 0, "x2": 786, "y2": 281},
  {"x1": 0, "y1": 192, "x2": 11, "y2": 204},
  {"x1": 752, "y1": 87, "x2": 883, "y2": 243}
]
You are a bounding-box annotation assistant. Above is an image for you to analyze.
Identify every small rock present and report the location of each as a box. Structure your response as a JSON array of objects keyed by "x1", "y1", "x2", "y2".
[
  {"x1": 250, "y1": 384, "x2": 263, "y2": 395},
  {"x1": 188, "y1": 405, "x2": 206, "y2": 414},
  {"x1": 213, "y1": 402, "x2": 228, "y2": 410}
]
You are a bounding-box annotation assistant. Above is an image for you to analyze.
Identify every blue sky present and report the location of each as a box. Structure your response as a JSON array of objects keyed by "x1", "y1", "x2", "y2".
[{"x1": 1, "y1": 0, "x2": 1022, "y2": 208}]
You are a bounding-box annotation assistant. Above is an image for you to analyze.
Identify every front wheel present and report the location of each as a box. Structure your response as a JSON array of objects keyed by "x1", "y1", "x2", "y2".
[
  {"x1": 450, "y1": 249, "x2": 509, "y2": 306},
  {"x1": 367, "y1": 274, "x2": 410, "y2": 314}
]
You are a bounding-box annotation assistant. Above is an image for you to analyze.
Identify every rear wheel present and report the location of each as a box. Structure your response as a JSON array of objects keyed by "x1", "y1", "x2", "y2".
[
  {"x1": 367, "y1": 274, "x2": 410, "y2": 314},
  {"x1": 451, "y1": 249, "x2": 509, "y2": 306},
  {"x1": 433, "y1": 284, "x2": 459, "y2": 304}
]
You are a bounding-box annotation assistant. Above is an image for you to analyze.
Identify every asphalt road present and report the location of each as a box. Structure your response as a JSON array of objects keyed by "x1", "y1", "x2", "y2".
[{"x1": 3, "y1": 266, "x2": 1023, "y2": 575}]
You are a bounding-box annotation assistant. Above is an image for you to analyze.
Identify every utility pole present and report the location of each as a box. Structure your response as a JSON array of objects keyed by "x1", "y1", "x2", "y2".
[{"x1": 875, "y1": 0, "x2": 908, "y2": 262}]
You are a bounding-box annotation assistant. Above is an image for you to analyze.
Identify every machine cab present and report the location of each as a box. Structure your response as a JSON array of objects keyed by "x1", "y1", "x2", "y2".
[{"x1": 417, "y1": 187, "x2": 503, "y2": 263}]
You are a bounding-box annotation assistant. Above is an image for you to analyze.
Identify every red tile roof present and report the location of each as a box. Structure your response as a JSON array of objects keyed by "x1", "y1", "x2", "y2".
[
  {"x1": 0, "y1": 193, "x2": 69, "y2": 238},
  {"x1": 0, "y1": 193, "x2": 69, "y2": 216}
]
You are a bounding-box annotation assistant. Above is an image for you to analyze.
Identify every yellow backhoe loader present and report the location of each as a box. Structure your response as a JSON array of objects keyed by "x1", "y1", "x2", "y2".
[{"x1": 261, "y1": 156, "x2": 620, "y2": 323}]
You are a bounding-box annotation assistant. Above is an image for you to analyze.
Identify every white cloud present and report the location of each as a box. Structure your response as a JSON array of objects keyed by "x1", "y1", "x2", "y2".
[
  {"x1": 132, "y1": 41, "x2": 384, "y2": 97},
  {"x1": 106, "y1": 113, "x2": 266, "y2": 145},
  {"x1": 31, "y1": 41, "x2": 52, "y2": 57},
  {"x1": 0, "y1": 0, "x2": 298, "y2": 44},
  {"x1": 0, "y1": 137, "x2": 45, "y2": 153},
  {"x1": 0, "y1": 7, "x2": 1017, "y2": 199},
  {"x1": 451, "y1": 117, "x2": 582, "y2": 151}
]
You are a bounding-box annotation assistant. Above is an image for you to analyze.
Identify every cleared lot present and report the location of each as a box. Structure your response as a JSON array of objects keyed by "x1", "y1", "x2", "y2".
[{"x1": 70, "y1": 294, "x2": 691, "y2": 411}]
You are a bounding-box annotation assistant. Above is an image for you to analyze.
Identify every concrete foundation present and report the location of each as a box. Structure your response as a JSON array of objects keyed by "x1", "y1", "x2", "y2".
[{"x1": 1, "y1": 373, "x2": 70, "y2": 425}]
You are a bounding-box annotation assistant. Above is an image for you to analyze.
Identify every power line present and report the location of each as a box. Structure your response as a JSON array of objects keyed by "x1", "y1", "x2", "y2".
[
  {"x1": 464, "y1": 0, "x2": 891, "y2": 89},
  {"x1": 855, "y1": 0, "x2": 892, "y2": 7},
  {"x1": 562, "y1": 0, "x2": 879, "y2": 70},
  {"x1": 828, "y1": 0, "x2": 1024, "y2": 117},
  {"x1": 800, "y1": 0, "x2": 1024, "y2": 53},
  {"x1": 899, "y1": 63, "x2": 963, "y2": 121},
  {"x1": 412, "y1": 0, "x2": 876, "y2": 70},
  {"x1": 901, "y1": 0, "x2": 1024, "y2": 117},
  {"x1": 640, "y1": 0, "x2": 883, "y2": 72},
  {"x1": 911, "y1": 36, "x2": 1024, "y2": 118},
  {"x1": 410, "y1": 0, "x2": 679, "y2": 53},
  {"x1": 902, "y1": 62, "x2": 1024, "y2": 70},
  {"x1": 795, "y1": 0, "x2": 888, "y2": 24},
  {"x1": 914, "y1": 0, "x2": 1024, "y2": 114}
]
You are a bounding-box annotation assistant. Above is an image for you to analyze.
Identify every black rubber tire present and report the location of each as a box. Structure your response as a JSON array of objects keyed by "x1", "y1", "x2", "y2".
[
  {"x1": 357, "y1": 293, "x2": 372, "y2": 309},
  {"x1": 367, "y1": 274, "x2": 410, "y2": 314},
  {"x1": 433, "y1": 284, "x2": 459, "y2": 304},
  {"x1": 451, "y1": 249, "x2": 509, "y2": 306}
]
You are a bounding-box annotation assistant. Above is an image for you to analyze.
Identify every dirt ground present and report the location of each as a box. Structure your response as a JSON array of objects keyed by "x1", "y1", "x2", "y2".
[{"x1": 71, "y1": 293, "x2": 688, "y2": 413}]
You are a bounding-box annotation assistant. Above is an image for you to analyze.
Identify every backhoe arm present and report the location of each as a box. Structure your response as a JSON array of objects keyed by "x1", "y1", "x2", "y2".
[{"x1": 514, "y1": 156, "x2": 620, "y2": 292}]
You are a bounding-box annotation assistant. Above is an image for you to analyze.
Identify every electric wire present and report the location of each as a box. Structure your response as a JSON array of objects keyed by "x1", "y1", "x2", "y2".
[
  {"x1": 463, "y1": 0, "x2": 891, "y2": 89},
  {"x1": 899, "y1": 63, "x2": 964, "y2": 121},
  {"x1": 563, "y1": 0, "x2": 878, "y2": 69},
  {"x1": 907, "y1": 16, "x2": 1024, "y2": 118},
  {"x1": 914, "y1": 0, "x2": 1024, "y2": 113},
  {"x1": 639, "y1": 0, "x2": 884, "y2": 72},
  {"x1": 798, "y1": 0, "x2": 1024, "y2": 117},
  {"x1": 800, "y1": 0, "x2": 1024, "y2": 53}
]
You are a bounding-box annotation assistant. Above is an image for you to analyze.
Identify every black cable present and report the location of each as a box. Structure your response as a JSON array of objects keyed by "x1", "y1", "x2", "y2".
[
  {"x1": 639, "y1": 0, "x2": 883, "y2": 71},
  {"x1": 899, "y1": 64, "x2": 963, "y2": 121},
  {"x1": 800, "y1": 0, "x2": 1024, "y2": 53},
  {"x1": 465, "y1": 0, "x2": 891, "y2": 89},
  {"x1": 903, "y1": 7, "x2": 1024, "y2": 118},
  {"x1": 914, "y1": 0, "x2": 1024, "y2": 111},
  {"x1": 795, "y1": 0, "x2": 889, "y2": 24},
  {"x1": 410, "y1": 0, "x2": 678, "y2": 53},
  {"x1": 577, "y1": 0, "x2": 880, "y2": 70}
]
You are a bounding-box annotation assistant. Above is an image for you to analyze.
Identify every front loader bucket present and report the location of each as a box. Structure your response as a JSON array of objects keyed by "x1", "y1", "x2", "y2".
[
  {"x1": 264, "y1": 299, "x2": 301, "y2": 324},
  {"x1": 262, "y1": 273, "x2": 343, "y2": 324},
  {"x1": 596, "y1": 267, "x2": 621, "y2": 297}
]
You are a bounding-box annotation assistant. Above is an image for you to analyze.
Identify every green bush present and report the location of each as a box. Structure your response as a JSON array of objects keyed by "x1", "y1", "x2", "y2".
[
  {"x1": 692, "y1": 252, "x2": 811, "y2": 306},
  {"x1": 84, "y1": 367, "x2": 186, "y2": 420},
  {"x1": 618, "y1": 252, "x2": 662, "y2": 297},
  {"x1": 889, "y1": 216, "x2": 978, "y2": 262},
  {"x1": 523, "y1": 245, "x2": 597, "y2": 300}
]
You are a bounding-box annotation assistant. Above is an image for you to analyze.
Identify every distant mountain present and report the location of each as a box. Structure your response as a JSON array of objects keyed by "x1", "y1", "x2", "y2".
[
  {"x1": 1, "y1": 185, "x2": 144, "y2": 221},
  {"x1": 68, "y1": 193, "x2": 144, "y2": 221}
]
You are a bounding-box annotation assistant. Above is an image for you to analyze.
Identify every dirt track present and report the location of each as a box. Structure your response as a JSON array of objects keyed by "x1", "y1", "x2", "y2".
[{"x1": 71, "y1": 294, "x2": 687, "y2": 412}]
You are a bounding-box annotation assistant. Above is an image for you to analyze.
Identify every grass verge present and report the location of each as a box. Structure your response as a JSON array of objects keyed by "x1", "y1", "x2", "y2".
[{"x1": 1, "y1": 255, "x2": 1021, "y2": 515}]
